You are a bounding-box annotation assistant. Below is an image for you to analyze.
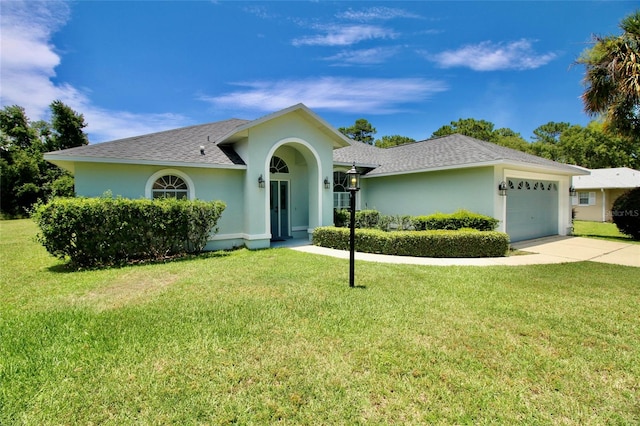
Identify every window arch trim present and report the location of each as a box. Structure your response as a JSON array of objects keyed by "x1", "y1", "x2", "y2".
[{"x1": 145, "y1": 169, "x2": 195, "y2": 200}]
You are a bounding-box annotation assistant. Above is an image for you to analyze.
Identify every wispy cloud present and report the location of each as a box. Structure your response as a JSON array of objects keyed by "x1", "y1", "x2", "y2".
[
  {"x1": 322, "y1": 47, "x2": 400, "y2": 66},
  {"x1": 199, "y1": 77, "x2": 448, "y2": 114},
  {"x1": 426, "y1": 39, "x2": 557, "y2": 71},
  {"x1": 337, "y1": 7, "x2": 422, "y2": 21},
  {"x1": 242, "y1": 5, "x2": 277, "y2": 20},
  {"x1": 0, "y1": 0, "x2": 191, "y2": 142},
  {"x1": 292, "y1": 25, "x2": 396, "y2": 47}
]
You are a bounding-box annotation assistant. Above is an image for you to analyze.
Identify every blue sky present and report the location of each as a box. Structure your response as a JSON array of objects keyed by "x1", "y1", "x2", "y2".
[{"x1": 1, "y1": 1, "x2": 637, "y2": 143}]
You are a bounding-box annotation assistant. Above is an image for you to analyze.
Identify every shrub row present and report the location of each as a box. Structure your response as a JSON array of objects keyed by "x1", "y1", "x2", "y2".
[
  {"x1": 313, "y1": 226, "x2": 509, "y2": 258},
  {"x1": 411, "y1": 210, "x2": 499, "y2": 231},
  {"x1": 33, "y1": 196, "x2": 226, "y2": 268},
  {"x1": 334, "y1": 209, "x2": 499, "y2": 232}
]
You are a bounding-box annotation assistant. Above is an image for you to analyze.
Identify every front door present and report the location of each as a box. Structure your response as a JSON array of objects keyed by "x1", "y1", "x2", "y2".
[{"x1": 270, "y1": 180, "x2": 290, "y2": 240}]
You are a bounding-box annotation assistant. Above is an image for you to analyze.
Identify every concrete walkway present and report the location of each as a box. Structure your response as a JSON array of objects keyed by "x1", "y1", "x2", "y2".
[{"x1": 288, "y1": 236, "x2": 639, "y2": 267}]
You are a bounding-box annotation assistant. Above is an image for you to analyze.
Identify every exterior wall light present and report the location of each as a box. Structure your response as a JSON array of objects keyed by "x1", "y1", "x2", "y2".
[
  {"x1": 498, "y1": 181, "x2": 508, "y2": 196},
  {"x1": 324, "y1": 176, "x2": 331, "y2": 189},
  {"x1": 569, "y1": 186, "x2": 576, "y2": 197},
  {"x1": 258, "y1": 174, "x2": 265, "y2": 188}
]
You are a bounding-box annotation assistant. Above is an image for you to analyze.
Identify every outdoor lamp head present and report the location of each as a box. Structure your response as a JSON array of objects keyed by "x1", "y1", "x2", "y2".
[{"x1": 346, "y1": 163, "x2": 360, "y2": 191}]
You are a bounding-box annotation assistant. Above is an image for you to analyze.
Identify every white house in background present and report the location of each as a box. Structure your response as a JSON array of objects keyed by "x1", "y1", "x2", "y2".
[
  {"x1": 44, "y1": 103, "x2": 587, "y2": 248},
  {"x1": 572, "y1": 167, "x2": 640, "y2": 222}
]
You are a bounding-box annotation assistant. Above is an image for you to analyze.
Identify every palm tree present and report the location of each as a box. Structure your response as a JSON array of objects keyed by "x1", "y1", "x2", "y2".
[{"x1": 577, "y1": 10, "x2": 640, "y2": 139}]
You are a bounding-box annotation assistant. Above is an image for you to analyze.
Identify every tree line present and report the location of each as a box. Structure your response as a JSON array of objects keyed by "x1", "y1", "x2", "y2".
[{"x1": 1, "y1": 101, "x2": 88, "y2": 217}]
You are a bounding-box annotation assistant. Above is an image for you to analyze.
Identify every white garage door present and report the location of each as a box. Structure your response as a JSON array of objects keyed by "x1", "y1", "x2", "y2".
[{"x1": 506, "y1": 179, "x2": 558, "y2": 242}]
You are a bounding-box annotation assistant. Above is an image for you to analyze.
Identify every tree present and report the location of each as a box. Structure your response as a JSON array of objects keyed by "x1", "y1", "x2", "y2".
[
  {"x1": 431, "y1": 118, "x2": 529, "y2": 151},
  {"x1": 577, "y1": 10, "x2": 640, "y2": 139},
  {"x1": 49, "y1": 100, "x2": 89, "y2": 151},
  {"x1": 0, "y1": 101, "x2": 87, "y2": 216},
  {"x1": 532, "y1": 122, "x2": 571, "y2": 145},
  {"x1": 556, "y1": 122, "x2": 639, "y2": 169},
  {"x1": 339, "y1": 118, "x2": 377, "y2": 144},
  {"x1": 431, "y1": 118, "x2": 496, "y2": 142},
  {"x1": 375, "y1": 135, "x2": 416, "y2": 148},
  {"x1": 0, "y1": 105, "x2": 39, "y2": 151}
]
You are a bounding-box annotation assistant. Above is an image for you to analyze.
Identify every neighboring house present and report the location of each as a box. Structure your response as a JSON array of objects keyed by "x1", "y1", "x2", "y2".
[
  {"x1": 45, "y1": 103, "x2": 587, "y2": 248},
  {"x1": 572, "y1": 167, "x2": 640, "y2": 222}
]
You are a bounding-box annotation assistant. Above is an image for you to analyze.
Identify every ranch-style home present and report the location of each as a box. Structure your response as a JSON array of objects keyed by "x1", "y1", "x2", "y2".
[
  {"x1": 571, "y1": 167, "x2": 640, "y2": 222},
  {"x1": 45, "y1": 103, "x2": 587, "y2": 249}
]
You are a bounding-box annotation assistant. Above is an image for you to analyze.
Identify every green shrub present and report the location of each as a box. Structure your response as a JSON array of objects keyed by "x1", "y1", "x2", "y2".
[
  {"x1": 412, "y1": 210, "x2": 498, "y2": 231},
  {"x1": 33, "y1": 196, "x2": 226, "y2": 268},
  {"x1": 334, "y1": 209, "x2": 349, "y2": 227},
  {"x1": 312, "y1": 226, "x2": 509, "y2": 258},
  {"x1": 612, "y1": 187, "x2": 640, "y2": 240},
  {"x1": 355, "y1": 209, "x2": 380, "y2": 229}
]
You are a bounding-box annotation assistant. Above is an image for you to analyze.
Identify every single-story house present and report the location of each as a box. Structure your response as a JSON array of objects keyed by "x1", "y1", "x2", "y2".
[
  {"x1": 572, "y1": 167, "x2": 640, "y2": 222},
  {"x1": 45, "y1": 103, "x2": 587, "y2": 248}
]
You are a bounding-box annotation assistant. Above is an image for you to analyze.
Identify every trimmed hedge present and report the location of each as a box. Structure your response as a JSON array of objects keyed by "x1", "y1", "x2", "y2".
[
  {"x1": 33, "y1": 196, "x2": 226, "y2": 268},
  {"x1": 412, "y1": 210, "x2": 498, "y2": 231},
  {"x1": 313, "y1": 226, "x2": 509, "y2": 258},
  {"x1": 335, "y1": 208, "x2": 498, "y2": 232}
]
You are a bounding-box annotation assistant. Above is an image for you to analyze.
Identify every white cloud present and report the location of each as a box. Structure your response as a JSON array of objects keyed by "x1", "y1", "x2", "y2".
[
  {"x1": 0, "y1": 0, "x2": 191, "y2": 143},
  {"x1": 292, "y1": 25, "x2": 396, "y2": 47},
  {"x1": 337, "y1": 7, "x2": 422, "y2": 21},
  {"x1": 199, "y1": 77, "x2": 448, "y2": 114},
  {"x1": 427, "y1": 39, "x2": 557, "y2": 71},
  {"x1": 322, "y1": 47, "x2": 400, "y2": 65}
]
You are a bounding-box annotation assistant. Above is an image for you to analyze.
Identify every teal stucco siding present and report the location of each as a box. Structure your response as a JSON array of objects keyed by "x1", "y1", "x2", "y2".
[
  {"x1": 73, "y1": 162, "x2": 246, "y2": 243},
  {"x1": 361, "y1": 167, "x2": 495, "y2": 217}
]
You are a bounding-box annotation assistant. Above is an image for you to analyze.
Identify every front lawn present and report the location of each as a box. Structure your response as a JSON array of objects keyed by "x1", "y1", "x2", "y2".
[
  {"x1": 2, "y1": 219, "x2": 639, "y2": 424},
  {"x1": 572, "y1": 220, "x2": 638, "y2": 244}
]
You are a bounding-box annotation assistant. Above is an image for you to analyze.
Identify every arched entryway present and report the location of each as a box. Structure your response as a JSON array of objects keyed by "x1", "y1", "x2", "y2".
[{"x1": 264, "y1": 138, "x2": 324, "y2": 243}]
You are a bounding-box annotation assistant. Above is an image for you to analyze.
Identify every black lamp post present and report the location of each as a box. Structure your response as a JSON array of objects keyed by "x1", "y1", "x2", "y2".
[{"x1": 346, "y1": 163, "x2": 360, "y2": 288}]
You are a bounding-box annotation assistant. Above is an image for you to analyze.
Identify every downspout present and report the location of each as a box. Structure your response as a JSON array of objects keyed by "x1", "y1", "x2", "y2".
[{"x1": 601, "y1": 188, "x2": 606, "y2": 222}]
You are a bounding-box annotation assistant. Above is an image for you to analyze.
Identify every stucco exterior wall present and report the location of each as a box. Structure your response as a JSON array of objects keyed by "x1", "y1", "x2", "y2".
[
  {"x1": 361, "y1": 167, "x2": 495, "y2": 217},
  {"x1": 243, "y1": 112, "x2": 336, "y2": 246},
  {"x1": 73, "y1": 162, "x2": 246, "y2": 247},
  {"x1": 574, "y1": 188, "x2": 630, "y2": 222}
]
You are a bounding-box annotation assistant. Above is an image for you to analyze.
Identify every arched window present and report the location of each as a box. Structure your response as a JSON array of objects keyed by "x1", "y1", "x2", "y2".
[
  {"x1": 152, "y1": 175, "x2": 189, "y2": 199},
  {"x1": 333, "y1": 171, "x2": 348, "y2": 192},
  {"x1": 270, "y1": 156, "x2": 289, "y2": 173}
]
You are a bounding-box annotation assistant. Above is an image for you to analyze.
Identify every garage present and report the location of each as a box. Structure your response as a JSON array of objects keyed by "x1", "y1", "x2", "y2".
[{"x1": 506, "y1": 179, "x2": 559, "y2": 242}]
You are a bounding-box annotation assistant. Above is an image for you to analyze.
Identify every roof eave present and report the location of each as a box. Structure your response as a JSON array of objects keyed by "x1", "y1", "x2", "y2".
[
  {"x1": 43, "y1": 154, "x2": 247, "y2": 171},
  {"x1": 333, "y1": 160, "x2": 380, "y2": 169},
  {"x1": 361, "y1": 159, "x2": 588, "y2": 179}
]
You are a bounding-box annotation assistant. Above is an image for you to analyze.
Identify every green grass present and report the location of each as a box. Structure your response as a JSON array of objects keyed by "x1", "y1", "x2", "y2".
[
  {"x1": 572, "y1": 219, "x2": 638, "y2": 243},
  {"x1": 2, "y1": 219, "x2": 639, "y2": 424}
]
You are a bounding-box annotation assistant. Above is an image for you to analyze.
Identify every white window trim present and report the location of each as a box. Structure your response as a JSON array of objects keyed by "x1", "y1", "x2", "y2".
[
  {"x1": 145, "y1": 169, "x2": 196, "y2": 200},
  {"x1": 577, "y1": 191, "x2": 596, "y2": 206}
]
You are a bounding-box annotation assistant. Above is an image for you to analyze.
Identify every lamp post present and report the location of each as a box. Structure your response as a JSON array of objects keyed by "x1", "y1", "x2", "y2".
[{"x1": 346, "y1": 163, "x2": 360, "y2": 288}]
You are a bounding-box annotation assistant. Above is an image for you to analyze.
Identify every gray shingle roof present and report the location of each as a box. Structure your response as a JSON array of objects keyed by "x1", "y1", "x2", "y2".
[
  {"x1": 334, "y1": 134, "x2": 584, "y2": 176},
  {"x1": 45, "y1": 118, "x2": 250, "y2": 167}
]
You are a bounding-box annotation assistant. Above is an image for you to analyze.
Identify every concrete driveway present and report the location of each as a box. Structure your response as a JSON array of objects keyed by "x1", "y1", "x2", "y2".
[
  {"x1": 290, "y1": 235, "x2": 639, "y2": 267},
  {"x1": 511, "y1": 236, "x2": 640, "y2": 267}
]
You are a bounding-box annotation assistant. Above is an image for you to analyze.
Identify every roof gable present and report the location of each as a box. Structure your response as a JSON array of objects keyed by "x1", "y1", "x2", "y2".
[{"x1": 215, "y1": 103, "x2": 352, "y2": 148}]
